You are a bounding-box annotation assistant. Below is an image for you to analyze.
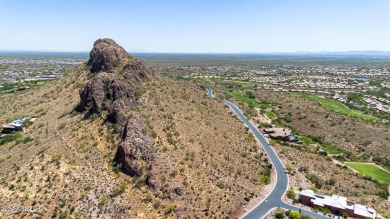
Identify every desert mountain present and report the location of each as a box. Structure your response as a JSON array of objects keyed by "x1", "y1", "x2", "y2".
[
  {"x1": 79, "y1": 39, "x2": 157, "y2": 186},
  {"x1": 0, "y1": 39, "x2": 270, "y2": 218}
]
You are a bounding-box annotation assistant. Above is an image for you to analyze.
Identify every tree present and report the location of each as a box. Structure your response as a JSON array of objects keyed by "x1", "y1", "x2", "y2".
[
  {"x1": 260, "y1": 176, "x2": 271, "y2": 185},
  {"x1": 287, "y1": 187, "x2": 296, "y2": 199},
  {"x1": 326, "y1": 177, "x2": 336, "y2": 186},
  {"x1": 288, "y1": 210, "x2": 301, "y2": 219},
  {"x1": 275, "y1": 208, "x2": 285, "y2": 219},
  {"x1": 244, "y1": 91, "x2": 255, "y2": 99},
  {"x1": 346, "y1": 93, "x2": 362, "y2": 102}
]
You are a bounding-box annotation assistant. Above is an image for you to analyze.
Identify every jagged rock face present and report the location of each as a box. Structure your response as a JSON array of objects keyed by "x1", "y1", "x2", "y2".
[
  {"x1": 79, "y1": 38, "x2": 157, "y2": 186},
  {"x1": 79, "y1": 73, "x2": 110, "y2": 114},
  {"x1": 116, "y1": 118, "x2": 155, "y2": 176},
  {"x1": 88, "y1": 38, "x2": 129, "y2": 73},
  {"x1": 79, "y1": 38, "x2": 152, "y2": 124}
]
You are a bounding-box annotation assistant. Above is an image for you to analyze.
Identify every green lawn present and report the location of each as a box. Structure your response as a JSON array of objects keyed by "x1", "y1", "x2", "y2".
[
  {"x1": 230, "y1": 91, "x2": 272, "y2": 109},
  {"x1": 241, "y1": 84, "x2": 259, "y2": 89},
  {"x1": 298, "y1": 135, "x2": 317, "y2": 145},
  {"x1": 345, "y1": 162, "x2": 390, "y2": 184},
  {"x1": 264, "y1": 112, "x2": 276, "y2": 120},
  {"x1": 322, "y1": 146, "x2": 342, "y2": 154},
  {"x1": 293, "y1": 93, "x2": 378, "y2": 121},
  {"x1": 274, "y1": 124, "x2": 287, "y2": 129}
]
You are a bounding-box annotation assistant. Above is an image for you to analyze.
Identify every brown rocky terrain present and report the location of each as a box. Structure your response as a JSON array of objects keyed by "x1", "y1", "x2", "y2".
[
  {"x1": 0, "y1": 39, "x2": 270, "y2": 218},
  {"x1": 79, "y1": 38, "x2": 157, "y2": 188}
]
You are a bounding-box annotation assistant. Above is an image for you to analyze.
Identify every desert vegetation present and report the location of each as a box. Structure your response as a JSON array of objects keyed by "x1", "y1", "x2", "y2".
[{"x1": 0, "y1": 59, "x2": 273, "y2": 218}]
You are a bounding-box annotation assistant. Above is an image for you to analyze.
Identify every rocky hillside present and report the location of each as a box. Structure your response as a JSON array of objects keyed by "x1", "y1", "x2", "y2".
[
  {"x1": 0, "y1": 39, "x2": 270, "y2": 218},
  {"x1": 80, "y1": 38, "x2": 151, "y2": 125},
  {"x1": 79, "y1": 38, "x2": 157, "y2": 188}
]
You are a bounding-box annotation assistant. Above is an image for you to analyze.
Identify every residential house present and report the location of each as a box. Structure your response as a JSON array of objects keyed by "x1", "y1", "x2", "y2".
[
  {"x1": 262, "y1": 128, "x2": 297, "y2": 142},
  {"x1": 299, "y1": 189, "x2": 377, "y2": 219}
]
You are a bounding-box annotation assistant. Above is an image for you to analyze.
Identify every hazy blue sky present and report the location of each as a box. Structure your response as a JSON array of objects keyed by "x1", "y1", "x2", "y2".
[{"x1": 1, "y1": 0, "x2": 390, "y2": 53}]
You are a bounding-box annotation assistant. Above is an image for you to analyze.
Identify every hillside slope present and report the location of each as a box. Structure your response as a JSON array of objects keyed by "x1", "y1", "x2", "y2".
[{"x1": 0, "y1": 40, "x2": 269, "y2": 219}]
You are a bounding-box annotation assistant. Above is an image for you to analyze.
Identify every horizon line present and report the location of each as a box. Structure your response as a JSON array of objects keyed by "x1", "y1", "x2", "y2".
[{"x1": 1, "y1": 50, "x2": 390, "y2": 54}]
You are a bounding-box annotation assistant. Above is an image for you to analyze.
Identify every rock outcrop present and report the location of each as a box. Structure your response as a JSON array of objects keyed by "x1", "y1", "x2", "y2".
[
  {"x1": 87, "y1": 38, "x2": 129, "y2": 73},
  {"x1": 79, "y1": 38, "x2": 151, "y2": 124},
  {"x1": 116, "y1": 117, "x2": 155, "y2": 176},
  {"x1": 79, "y1": 38, "x2": 157, "y2": 186}
]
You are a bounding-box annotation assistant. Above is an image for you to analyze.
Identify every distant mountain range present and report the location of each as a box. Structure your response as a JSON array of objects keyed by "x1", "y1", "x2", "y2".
[{"x1": 1, "y1": 50, "x2": 390, "y2": 55}]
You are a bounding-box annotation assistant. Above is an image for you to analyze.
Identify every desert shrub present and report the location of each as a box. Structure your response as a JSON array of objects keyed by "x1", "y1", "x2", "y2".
[
  {"x1": 287, "y1": 187, "x2": 296, "y2": 199},
  {"x1": 151, "y1": 130, "x2": 158, "y2": 138},
  {"x1": 22, "y1": 119, "x2": 33, "y2": 127},
  {"x1": 164, "y1": 204, "x2": 175, "y2": 214},
  {"x1": 23, "y1": 136, "x2": 34, "y2": 144},
  {"x1": 316, "y1": 207, "x2": 331, "y2": 214},
  {"x1": 216, "y1": 180, "x2": 225, "y2": 189},
  {"x1": 144, "y1": 191, "x2": 152, "y2": 202},
  {"x1": 111, "y1": 162, "x2": 122, "y2": 173},
  {"x1": 51, "y1": 153, "x2": 62, "y2": 164},
  {"x1": 307, "y1": 174, "x2": 324, "y2": 189},
  {"x1": 300, "y1": 214, "x2": 313, "y2": 219},
  {"x1": 318, "y1": 151, "x2": 327, "y2": 156},
  {"x1": 111, "y1": 183, "x2": 127, "y2": 196},
  {"x1": 0, "y1": 133, "x2": 22, "y2": 145},
  {"x1": 134, "y1": 177, "x2": 146, "y2": 188},
  {"x1": 283, "y1": 117, "x2": 292, "y2": 123},
  {"x1": 288, "y1": 210, "x2": 301, "y2": 219},
  {"x1": 326, "y1": 177, "x2": 336, "y2": 186},
  {"x1": 261, "y1": 168, "x2": 271, "y2": 178},
  {"x1": 378, "y1": 184, "x2": 389, "y2": 199},
  {"x1": 98, "y1": 194, "x2": 109, "y2": 210},
  {"x1": 275, "y1": 208, "x2": 285, "y2": 219},
  {"x1": 298, "y1": 166, "x2": 308, "y2": 173},
  {"x1": 60, "y1": 211, "x2": 68, "y2": 218},
  {"x1": 244, "y1": 91, "x2": 256, "y2": 99},
  {"x1": 58, "y1": 122, "x2": 67, "y2": 129},
  {"x1": 169, "y1": 170, "x2": 178, "y2": 178},
  {"x1": 153, "y1": 199, "x2": 161, "y2": 209},
  {"x1": 307, "y1": 135, "x2": 322, "y2": 144},
  {"x1": 260, "y1": 176, "x2": 271, "y2": 184}
]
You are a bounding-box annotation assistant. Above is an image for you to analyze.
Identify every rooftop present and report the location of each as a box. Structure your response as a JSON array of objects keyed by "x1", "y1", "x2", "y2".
[
  {"x1": 299, "y1": 189, "x2": 376, "y2": 218},
  {"x1": 354, "y1": 204, "x2": 376, "y2": 218}
]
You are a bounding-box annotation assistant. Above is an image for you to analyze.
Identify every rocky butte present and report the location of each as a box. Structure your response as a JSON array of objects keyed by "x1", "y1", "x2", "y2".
[{"x1": 79, "y1": 38, "x2": 158, "y2": 187}]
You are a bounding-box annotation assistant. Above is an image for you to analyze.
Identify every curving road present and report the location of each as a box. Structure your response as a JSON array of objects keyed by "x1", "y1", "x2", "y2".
[{"x1": 207, "y1": 88, "x2": 330, "y2": 219}]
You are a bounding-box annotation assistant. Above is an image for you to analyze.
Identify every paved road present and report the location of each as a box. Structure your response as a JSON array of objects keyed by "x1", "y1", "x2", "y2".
[{"x1": 207, "y1": 88, "x2": 330, "y2": 219}]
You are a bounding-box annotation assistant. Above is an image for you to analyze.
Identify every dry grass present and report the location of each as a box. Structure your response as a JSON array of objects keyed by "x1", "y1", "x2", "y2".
[
  {"x1": 0, "y1": 69, "x2": 270, "y2": 218},
  {"x1": 140, "y1": 76, "x2": 269, "y2": 218}
]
